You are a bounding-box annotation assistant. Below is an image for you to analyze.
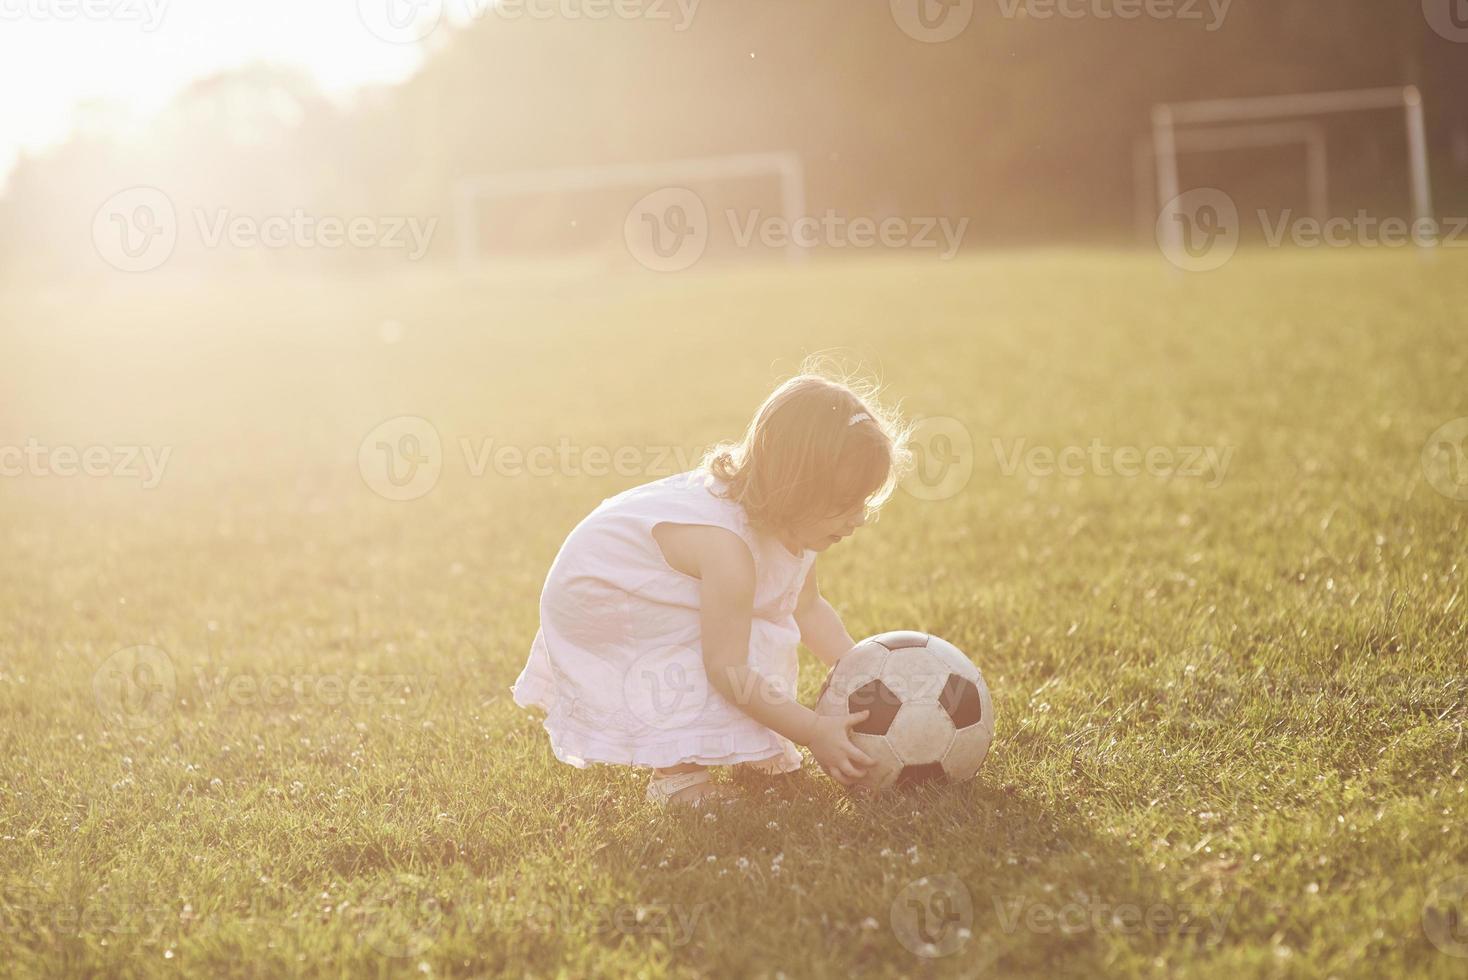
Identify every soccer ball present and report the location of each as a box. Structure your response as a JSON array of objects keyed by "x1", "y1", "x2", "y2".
[{"x1": 814, "y1": 631, "x2": 994, "y2": 793}]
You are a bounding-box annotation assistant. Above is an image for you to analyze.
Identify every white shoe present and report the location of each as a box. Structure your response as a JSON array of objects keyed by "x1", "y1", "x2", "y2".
[{"x1": 645, "y1": 769, "x2": 729, "y2": 808}]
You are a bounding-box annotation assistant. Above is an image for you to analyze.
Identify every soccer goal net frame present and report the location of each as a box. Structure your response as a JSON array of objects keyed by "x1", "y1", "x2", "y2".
[
  {"x1": 1133, "y1": 121, "x2": 1329, "y2": 243},
  {"x1": 1149, "y1": 86, "x2": 1434, "y2": 252},
  {"x1": 452, "y1": 151, "x2": 806, "y2": 272}
]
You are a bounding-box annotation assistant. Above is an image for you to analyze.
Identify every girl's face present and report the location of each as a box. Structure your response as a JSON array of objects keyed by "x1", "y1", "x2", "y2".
[{"x1": 784, "y1": 501, "x2": 869, "y2": 553}]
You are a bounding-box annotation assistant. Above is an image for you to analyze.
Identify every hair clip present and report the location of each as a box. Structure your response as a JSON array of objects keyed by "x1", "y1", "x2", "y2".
[{"x1": 848, "y1": 412, "x2": 872, "y2": 426}]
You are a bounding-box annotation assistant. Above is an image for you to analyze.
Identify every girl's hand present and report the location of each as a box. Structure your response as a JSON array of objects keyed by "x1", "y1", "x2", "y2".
[{"x1": 807, "y1": 711, "x2": 876, "y2": 786}]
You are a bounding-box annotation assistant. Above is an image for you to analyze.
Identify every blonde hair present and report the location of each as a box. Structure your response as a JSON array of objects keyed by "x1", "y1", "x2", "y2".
[{"x1": 703, "y1": 359, "x2": 911, "y2": 532}]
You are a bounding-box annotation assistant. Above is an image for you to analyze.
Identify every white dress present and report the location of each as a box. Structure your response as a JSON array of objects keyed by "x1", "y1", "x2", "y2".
[{"x1": 511, "y1": 469, "x2": 817, "y2": 772}]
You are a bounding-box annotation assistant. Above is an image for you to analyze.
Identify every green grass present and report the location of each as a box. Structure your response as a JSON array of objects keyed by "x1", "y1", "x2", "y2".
[{"x1": 1, "y1": 248, "x2": 1466, "y2": 977}]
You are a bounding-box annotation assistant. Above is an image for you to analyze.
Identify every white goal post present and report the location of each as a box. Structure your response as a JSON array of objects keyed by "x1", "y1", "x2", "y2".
[
  {"x1": 1134, "y1": 122, "x2": 1329, "y2": 243},
  {"x1": 1150, "y1": 86, "x2": 1434, "y2": 252},
  {"x1": 453, "y1": 152, "x2": 806, "y2": 272}
]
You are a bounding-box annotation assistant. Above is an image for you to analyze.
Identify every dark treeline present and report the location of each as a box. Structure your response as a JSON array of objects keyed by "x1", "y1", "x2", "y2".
[{"x1": 4, "y1": 0, "x2": 1465, "y2": 272}]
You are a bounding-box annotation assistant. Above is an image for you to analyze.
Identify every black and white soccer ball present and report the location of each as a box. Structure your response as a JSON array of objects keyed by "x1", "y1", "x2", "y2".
[{"x1": 814, "y1": 631, "x2": 994, "y2": 793}]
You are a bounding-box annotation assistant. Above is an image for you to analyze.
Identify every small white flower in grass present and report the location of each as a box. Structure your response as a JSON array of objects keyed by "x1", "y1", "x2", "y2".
[
  {"x1": 210, "y1": 778, "x2": 223, "y2": 790},
  {"x1": 736, "y1": 858, "x2": 750, "y2": 872},
  {"x1": 767, "y1": 821, "x2": 779, "y2": 830},
  {"x1": 706, "y1": 855, "x2": 716, "y2": 863},
  {"x1": 703, "y1": 812, "x2": 716, "y2": 823},
  {"x1": 657, "y1": 860, "x2": 669, "y2": 869},
  {"x1": 860, "y1": 917, "x2": 879, "y2": 930}
]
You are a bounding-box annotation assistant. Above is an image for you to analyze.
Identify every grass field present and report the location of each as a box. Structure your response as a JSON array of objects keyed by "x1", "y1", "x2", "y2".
[{"x1": 2, "y1": 249, "x2": 1466, "y2": 978}]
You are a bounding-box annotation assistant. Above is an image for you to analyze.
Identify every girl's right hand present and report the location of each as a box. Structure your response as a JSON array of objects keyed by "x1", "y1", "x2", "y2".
[{"x1": 807, "y1": 711, "x2": 876, "y2": 786}]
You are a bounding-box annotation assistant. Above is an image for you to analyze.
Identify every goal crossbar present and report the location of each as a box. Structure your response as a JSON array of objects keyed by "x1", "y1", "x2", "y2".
[{"x1": 1156, "y1": 86, "x2": 1418, "y2": 126}]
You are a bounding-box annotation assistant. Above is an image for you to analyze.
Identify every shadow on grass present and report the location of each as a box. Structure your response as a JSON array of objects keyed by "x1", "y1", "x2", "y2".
[{"x1": 515, "y1": 762, "x2": 1242, "y2": 977}]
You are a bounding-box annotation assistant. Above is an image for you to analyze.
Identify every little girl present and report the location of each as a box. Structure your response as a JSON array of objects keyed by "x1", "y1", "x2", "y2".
[{"x1": 511, "y1": 369, "x2": 909, "y2": 806}]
